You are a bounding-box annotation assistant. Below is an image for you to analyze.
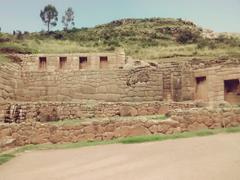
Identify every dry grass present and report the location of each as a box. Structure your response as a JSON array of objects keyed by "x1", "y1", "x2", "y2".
[
  {"x1": 0, "y1": 54, "x2": 10, "y2": 64},
  {"x1": 126, "y1": 44, "x2": 240, "y2": 60},
  {"x1": 22, "y1": 39, "x2": 104, "y2": 54},
  {"x1": 48, "y1": 115, "x2": 168, "y2": 126},
  {"x1": 1, "y1": 18, "x2": 239, "y2": 60}
]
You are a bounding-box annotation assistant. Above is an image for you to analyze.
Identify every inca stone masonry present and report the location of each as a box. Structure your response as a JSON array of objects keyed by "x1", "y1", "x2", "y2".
[{"x1": 0, "y1": 49, "x2": 240, "y2": 123}]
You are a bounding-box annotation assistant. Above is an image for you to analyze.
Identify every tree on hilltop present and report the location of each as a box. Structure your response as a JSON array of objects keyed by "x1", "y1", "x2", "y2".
[
  {"x1": 62, "y1": 7, "x2": 75, "y2": 31},
  {"x1": 40, "y1": 4, "x2": 58, "y2": 32}
]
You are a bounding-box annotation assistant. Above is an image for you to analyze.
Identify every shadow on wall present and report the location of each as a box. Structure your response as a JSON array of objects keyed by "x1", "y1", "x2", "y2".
[
  {"x1": 4, "y1": 105, "x2": 59, "y2": 123},
  {"x1": 4, "y1": 105, "x2": 23, "y2": 123}
]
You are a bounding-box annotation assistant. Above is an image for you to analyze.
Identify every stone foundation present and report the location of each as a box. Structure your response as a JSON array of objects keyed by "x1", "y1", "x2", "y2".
[
  {"x1": 1, "y1": 101, "x2": 196, "y2": 123},
  {"x1": 1, "y1": 107, "x2": 239, "y2": 151}
]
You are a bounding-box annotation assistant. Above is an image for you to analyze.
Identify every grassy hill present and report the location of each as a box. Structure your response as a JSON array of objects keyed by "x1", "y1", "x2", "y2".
[{"x1": 0, "y1": 18, "x2": 240, "y2": 61}]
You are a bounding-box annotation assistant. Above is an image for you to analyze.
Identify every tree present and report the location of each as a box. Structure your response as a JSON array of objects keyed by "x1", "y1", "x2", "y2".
[
  {"x1": 62, "y1": 7, "x2": 75, "y2": 31},
  {"x1": 40, "y1": 4, "x2": 58, "y2": 32}
]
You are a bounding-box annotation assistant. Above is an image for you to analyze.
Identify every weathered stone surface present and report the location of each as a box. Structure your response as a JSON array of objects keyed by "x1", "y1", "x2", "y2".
[
  {"x1": 159, "y1": 119, "x2": 180, "y2": 127},
  {"x1": 0, "y1": 107, "x2": 240, "y2": 151},
  {"x1": 113, "y1": 126, "x2": 131, "y2": 137},
  {"x1": 0, "y1": 128, "x2": 12, "y2": 137},
  {"x1": 0, "y1": 136, "x2": 16, "y2": 148},
  {"x1": 128, "y1": 125, "x2": 151, "y2": 136},
  {"x1": 102, "y1": 132, "x2": 114, "y2": 140},
  {"x1": 1, "y1": 101, "x2": 196, "y2": 123},
  {"x1": 119, "y1": 106, "x2": 138, "y2": 117},
  {"x1": 157, "y1": 124, "x2": 170, "y2": 133},
  {"x1": 82, "y1": 125, "x2": 96, "y2": 134},
  {"x1": 113, "y1": 125, "x2": 150, "y2": 137},
  {"x1": 188, "y1": 122, "x2": 208, "y2": 131},
  {"x1": 149, "y1": 125, "x2": 158, "y2": 134},
  {"x1": 49, "y1": 131, "x2": 64, "y2": 144}
]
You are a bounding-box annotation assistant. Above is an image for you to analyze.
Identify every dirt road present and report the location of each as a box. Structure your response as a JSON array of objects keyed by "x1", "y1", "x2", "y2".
[{"x1": 0, "y1": 133, "x2": 240, "y2": 180}]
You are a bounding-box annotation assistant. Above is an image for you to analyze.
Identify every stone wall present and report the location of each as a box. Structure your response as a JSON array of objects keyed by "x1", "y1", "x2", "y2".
[
  {"x1": 1, "y1": 56, "x2": 240, "y2": 112},
  {"x1": 0, "y1": 103, "x2": 10, "y2": 123},
  {"x1": 20, "y1": 50, "x2": 126, "y2": 72},
  {"x1": 2, "y1": 101, "x2": 196, "y2": 123},
  {"x1": 165, "y1": 58, "x2": 240, "y2": 104},
  {"x1": 0, "y1": 62, "x2": 21, "y2": 102},
  {"x1": 158, "y1": 62, "x2": 182, "y2": 101},
  {"x1": 193, "y1": 64, "x2": 240, "y2": 104},
  {"x1": 170, "y1": 107, "x2": 240, "y2": 130},
  {"x1": 15, "y1": 67, "x2": 163, "y2": 102},
  {"x1": 0, "y1": 62, "x2": 21, "y2": 122},
  {"x1": 1, "y1": 107, "x2": 239, "y2": 150}
]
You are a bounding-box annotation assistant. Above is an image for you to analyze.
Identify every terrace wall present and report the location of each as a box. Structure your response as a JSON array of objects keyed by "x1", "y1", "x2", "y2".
[
  {"x1": 20, "y1": 51, "x2": 125, "y2": 72},
  {"x1": 1, "y1": 107, "x2": 239, "y2": 150},
  {"x1": 2, "y1": 101, "x2": 196, "y2": 123}
]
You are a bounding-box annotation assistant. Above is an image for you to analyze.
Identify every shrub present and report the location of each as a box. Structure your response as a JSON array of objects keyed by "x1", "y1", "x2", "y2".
[
  {"x1": 176, "y1": 29, "x2": 200, "y2": 44},
  {"x1": 197, "y1": 39, "x2": 217, "y2": 49},
  {"x1": 215, "y1": 35, "x2": 240, "y2": 47}
]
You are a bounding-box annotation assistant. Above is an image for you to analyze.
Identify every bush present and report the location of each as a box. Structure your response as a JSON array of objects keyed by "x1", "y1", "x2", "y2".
[
  {"x1": 215, "y1": 35, "x2": 240, "y2": 47},
  {"x1": 197, "y1": 39, "x2": 216, "y2": 49},
  {"x1": 103, "y1": 38, "x2": 120, "y2": 47},
  {"x1": 176, "y1": 29, "x2": 200, "y2": 44}
]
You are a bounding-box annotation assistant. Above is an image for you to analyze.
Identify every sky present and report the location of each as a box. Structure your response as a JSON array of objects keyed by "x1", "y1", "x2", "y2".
[{"x1": 0, "y1": 0, "x2": 239, "y2": 33}]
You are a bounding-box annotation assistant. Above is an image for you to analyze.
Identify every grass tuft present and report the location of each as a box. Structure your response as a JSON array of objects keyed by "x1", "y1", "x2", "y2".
[
  {"x1": 0, "y1": 154, "x2": 15, "y2": 165},
  {"x1": 119, "y1": 127, "x2": 240, "y2": 144},
  {"x1": 224, "y1": 126, "x2": 240, "y2": 133}
]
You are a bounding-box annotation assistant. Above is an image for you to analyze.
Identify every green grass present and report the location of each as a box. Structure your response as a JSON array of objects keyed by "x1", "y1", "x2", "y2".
[
  {"x1": 21, "y1": 39, "x2": 105, "y2": 54},
  {"x1": 224, "y1": 126, "x2": 240, "y2": 133},
  {"x1": 1, "y1": 39, "x2": 239, "y2": 60},
  {"x1": 0, "y1": 41, "x2": 36, "y2": 54},
  {"x1": 0, "y1": 18, "x2": 239, "y2": 60},
  {"x1": 151, "y1": 115, "x2": 168, "y2": 121},
  {"x1": 1, "y1": 126, "x2": 240, "y2": 166},
  {"x1": 0, "y1": 54, "x2": 10, "y2": 64},
  {"x1": 119, "y1": 129, "x2": 217, "y2": 144},
  {"x1": 12, "y1": 140, "x2": 118, "y2": 154},
  {"x1": 0, "y1": 154, "x2": 15, "y2": 165}
]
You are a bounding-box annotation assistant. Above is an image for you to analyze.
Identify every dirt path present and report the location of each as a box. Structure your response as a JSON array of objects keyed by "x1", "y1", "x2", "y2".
[{"x1": 1, "y1": 133, "x2": 240, "y2": 180}]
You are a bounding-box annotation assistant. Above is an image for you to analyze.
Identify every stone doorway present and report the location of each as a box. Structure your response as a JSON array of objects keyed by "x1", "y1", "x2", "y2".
[
  {"x1": 195, "y1": 76, "x2": 208, "y2": 101},
  {"x1": 224, "y1": 79, "x2": 240, "y2": 104}
]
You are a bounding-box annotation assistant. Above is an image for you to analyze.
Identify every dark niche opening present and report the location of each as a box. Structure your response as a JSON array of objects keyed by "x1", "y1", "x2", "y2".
[
  {"x1": 79, "y1": 57, "x2": 88, "y2": 69},
  {"x1": 39, "y1": 57, "x2": 47, "y2": 70}
]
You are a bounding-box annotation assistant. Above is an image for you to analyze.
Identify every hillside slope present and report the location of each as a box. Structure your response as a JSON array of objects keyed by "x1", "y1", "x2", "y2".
[{"x1": 0, "y1": 18, "x2": 240, "y2": 61}]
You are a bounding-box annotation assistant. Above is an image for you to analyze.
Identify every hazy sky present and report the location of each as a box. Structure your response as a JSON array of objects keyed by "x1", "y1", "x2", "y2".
[{"x1": 0, "y1": 0, "x2": 239, "y2": 33}]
